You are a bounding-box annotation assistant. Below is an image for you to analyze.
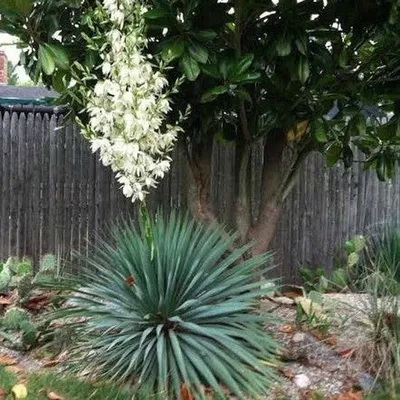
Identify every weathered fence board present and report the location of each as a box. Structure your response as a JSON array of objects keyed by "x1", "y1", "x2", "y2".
[{"x1": 0, "y1": 109, "x2": 399, "y2": 280}]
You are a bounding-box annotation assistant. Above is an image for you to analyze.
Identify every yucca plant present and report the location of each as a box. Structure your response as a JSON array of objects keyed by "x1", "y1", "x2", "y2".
[
  {"x1": 55, "y1": 213, "x2": 278, "y2": 399},
  {"x1": 362, "y1": 224, "x2": 400, "y2": 295}
]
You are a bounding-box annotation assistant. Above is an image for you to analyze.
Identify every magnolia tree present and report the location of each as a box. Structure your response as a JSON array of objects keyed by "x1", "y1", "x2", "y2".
[{"x1": 1, "y1": 0, "x2": 400, "y2": 254}]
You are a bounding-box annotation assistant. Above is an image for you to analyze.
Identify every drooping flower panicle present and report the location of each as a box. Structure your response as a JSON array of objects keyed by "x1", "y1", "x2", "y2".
[{"x1": 82, "y1": 0, "x2": 182, "y2": 202}]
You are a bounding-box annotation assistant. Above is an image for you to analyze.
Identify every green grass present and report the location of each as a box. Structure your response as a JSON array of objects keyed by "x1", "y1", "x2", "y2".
[
  {"x1": 0, "y1": 366, "x2": 132, "y2": 399},
  {"x1": 0, "y1": 365, "x2": 17, "y2": 392}
]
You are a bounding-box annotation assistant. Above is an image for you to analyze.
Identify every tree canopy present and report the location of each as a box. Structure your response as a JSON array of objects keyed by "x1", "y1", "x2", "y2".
[{"x1": 1, "y1": 0, "x2": 400, "y2": 252}]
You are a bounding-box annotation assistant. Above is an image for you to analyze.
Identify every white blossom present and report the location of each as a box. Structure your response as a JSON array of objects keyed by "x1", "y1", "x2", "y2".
[{"x1": 79, "y1": 0, "x2": 185, "y2": 202}]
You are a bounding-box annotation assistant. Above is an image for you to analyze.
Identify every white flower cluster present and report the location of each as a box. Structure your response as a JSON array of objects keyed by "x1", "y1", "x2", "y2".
[{"x1": 83, "y1": 0, "x2": 182, "y2": 202}]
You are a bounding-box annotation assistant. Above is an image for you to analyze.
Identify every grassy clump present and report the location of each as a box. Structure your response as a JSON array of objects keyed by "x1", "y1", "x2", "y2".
[{"x1": 0, "y1": 365, "x2": 131, "y2": 399}]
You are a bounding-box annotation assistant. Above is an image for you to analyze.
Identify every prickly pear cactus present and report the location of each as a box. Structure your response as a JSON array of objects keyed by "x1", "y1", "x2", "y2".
[
  {"x1": 3, "y1": 308, "x2": 29, "y2": 330},
  {"x1": 0, "y1": 258, "x2": 13, "y2": 293},
  {"x1": 18, "y1": 274, "x2": 33, "y2": 303},
  {"x1": 39, "y1": 254, "x2": 57, "y2": 273},
  {"x1": 345, "y1": 235, "x2": 366, "y2": 268},
  {"x1": 20, "y1": 320, "x2": 37, "y2": 348},
  {"x1": 15, "y1": 261, "x2": 32, "y2": 277},
  {"x1": 35, "y1": 254, "x2": 57, "y2": 285}
]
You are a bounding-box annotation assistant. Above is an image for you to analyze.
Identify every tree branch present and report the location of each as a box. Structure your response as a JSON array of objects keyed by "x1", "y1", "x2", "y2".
[{"x1": 234, "y1": 0, "x2": 252, "y2": 143}]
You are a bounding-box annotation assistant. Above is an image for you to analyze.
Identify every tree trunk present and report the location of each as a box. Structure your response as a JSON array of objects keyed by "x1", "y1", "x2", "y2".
[
  {"x1": 186, "y1": 141, "x2": 217, "y2": 225},
  {"x1": 184, "y1": 131, "x2": 307, "y2": 257},
  {"x1": 234, "y1": 141, "x2": 252, "y2": 243},
  {"x1": 247, "y1": 129, "x2": 286, "y2": 255}
]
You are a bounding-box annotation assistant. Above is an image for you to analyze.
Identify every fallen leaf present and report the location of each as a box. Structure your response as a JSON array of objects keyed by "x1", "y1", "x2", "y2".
[
  {"x1": 125, "y1": 276, "x2": 135, "y2": 286},
  {"x1": 42, "y1": 359, "x2": 60, "y2": 368},
  {"x1": 281, "y1": 291, "x2": 302, "y2": 299},
  {"x1": 180, "y1": 384, "x2": 193, "y2": 400},
  {"x1": 279, "y1": 325, "x2": 294, "y2": 334},
  {"x1": 300, "y1": 390, "x2": 325, "y2": 400},
  {"x1": 0, "y1": 355, "x2": 17, "y2": 366},
  {"x1": 297, "y1": 297, "x2": 326, "y2": 320},
  {"x1": 46, "y1": 391, "x2": 64, "y2": 400},
  {"x1": 325, "y1": 336, "x2": 337, "y2": 346},
  {"x1": 0, "y1": 296, "x2": 12, "y2": 305},
  {"x1": 335, "y1": 390, "x2": 363, "y2": 400},
  {"x1": 338, "y1": 348, "x2": 355, "y2": 358},
  {"x1": 310, "y1": 331, "x2": 325, "y2": 341},
  {"x1": 0, "y1": 388, "x2": 7, "y2": 400},
  {"x1": 25, "y1": 294, "x2": 51, "y2": 311},
  {"x1": 279, "y1": 368, "x2": 295, "y2": 379},
  {"x1": 5, "y1": 365, "x2": 24, "y2": 374},
  {"x1": 11, "y1": 383, "x2": 27, "y2": 399}
]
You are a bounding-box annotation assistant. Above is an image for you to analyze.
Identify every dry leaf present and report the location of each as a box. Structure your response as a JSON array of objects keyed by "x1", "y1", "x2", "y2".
[
  {"x1": 287, "y1": 120, "x2": 309, "y2": 141},
  {"x1": 180, "y1": 383, "x2": 193, "y2": 400},
  {"x1": 5, "y1": 365, "x2": 24, "y2": 374},
  {"x1": 297, "y1": 297, "x2": 326, "y2": 320},
  {"x1": 0, "y1": 355, "x2": 17, "y2": 366},
  {"x1": 335, "y1": 390, "x2": 363, "y2": 400},
  {"x1": 338, "y1": 348, "x2": 355, "y2": 358},
  {"x1": 11, "y1": 383, "x2": 27, "y2": 399},
  {"x1": 125, "y1": 276, "x2": 135, "y2": 287},
  {"x1": 311, "y1": 331, "x2": 325, "y2": 341},
  {"x1": 0, "y1": 388, "x2": 7, "y2": 400},
  {"x1": 279, "y1": 325, "x2": 294, "y2": 333},
  {"x1": 0, "y1": 296, "x2": 12, "y2": 305},
  {"x1": 325, "y1": 336, "x2": 337, "y2": 346},
  {"x1": 279, "y1": 368, "x2": 295, "y2": 379},
  {"x1": 281, "y1": 291, "x2": 302, "y2": 299},
  {"x1": 46, "y1": 391, "x2": 64, "y2": 400},
  {"x1": 42, "y1": 359, "x2": 60, "y2": 368},
  {"x1": 25, "y1": 294, "x2": 51, "y2": 311}
]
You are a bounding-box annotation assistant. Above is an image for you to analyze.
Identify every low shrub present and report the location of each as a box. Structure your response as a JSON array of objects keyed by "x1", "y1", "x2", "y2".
[
  {"x1": 362, "y1": 225, "x2": 400, "y2": 295},
  {"x1": 55, "y1": 214, "x2": 278, "y2": 399},
  {"x1": 358, "y1": 261, "x2": 400, "y2": 399}
]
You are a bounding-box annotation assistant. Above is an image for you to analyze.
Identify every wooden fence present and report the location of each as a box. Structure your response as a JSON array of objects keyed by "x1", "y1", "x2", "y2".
[{"x1": 0, "y1": 108, "x2": 399, "y2": 280}]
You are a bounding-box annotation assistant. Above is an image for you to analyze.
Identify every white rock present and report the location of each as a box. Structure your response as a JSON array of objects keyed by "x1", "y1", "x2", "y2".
[
  {"x1": 293, "y1": 374, "x2": 311, "y2": 389},
  {"x1": 273, "y1": 296, "x2": 295, "y2": 305},
  {"x1": 292, "y1": 332, "x2": 306, "y2": 343}
]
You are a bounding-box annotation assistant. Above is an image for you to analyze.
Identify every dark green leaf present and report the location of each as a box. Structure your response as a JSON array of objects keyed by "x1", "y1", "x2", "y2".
[
  {"x1": 46, "y1": 44, "x2": 69, "y2": 70},
  {"x1": 298, "y1": 57, "x2": 310, "y2": 84},
  {"x1": 313, "y1": 119, "x2": 328, "y2": 143},
  {"x1": 161, "y1": 38, "x2": 185, "y2": 63},
  {"x1": 193, "y1": 30, "x2": 217, "y2": 42},
  {"x1": 218, "y1": 58, "x2": 231, "y2": 80},
  {"x1": 201, "y1": 86, "x2": 228, "y2": 103},
  {"x1": 230, "y1": 54, "x2": 254, "y2": 79},
  {"x1": 326, "y1": 143, "x2": 342, "y2": 167},
  {"x1": 295, "y1": 35, "x2": 308, "y2": 55},
  {"x1": 52, "y1": 70, "x2": 66, "y2": 93},
  {"x1": 143, "y1": 8, "x2": 169, "y2": 19},
  {"x1": 201, "y1": 64, "x2": 220, "y2": 79},
  {"x1": 180, "y1": 54, "x2": 200, "y2": 81},
  {"x1": 276, "y1": 36, "x2": 291, "y2": 57},
  {"x1": 38, "y1": 44, "x2": 55, "y2": 75},
  {"x1": 188, "y1": 42, "x2": 209, "y2": 64},
  {"x1": 232, "y1": 72, "x2": 260, "y2": 84}
]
